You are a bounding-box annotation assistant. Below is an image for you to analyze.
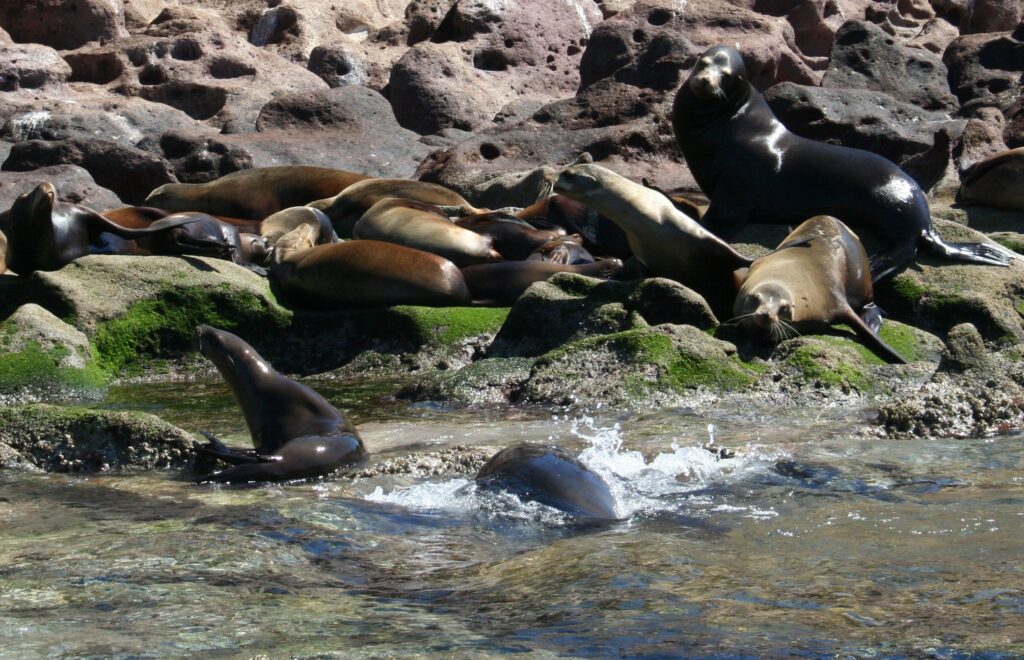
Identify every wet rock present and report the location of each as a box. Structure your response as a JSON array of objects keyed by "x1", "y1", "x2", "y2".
[
  {"x1": 822, "y1": 20, "x2": 957, "y2": 112},
  {"x1": 0, "y1": 164, "x2": 122, "y2": 212},
  {"x1": 764, "y1": 82, "x2": 965, "y2": 190},
  {"x1": 2, "y1": 137, "x2": 176, "y2": 205},
  {"x1": 0, "y1": 404, "x2": 195, "y2": 473},
  {"x1": 943, "y1": 30, "x2": 1024, "y2": 115},
  {"x1": 0, "y1": 42, "x2": 71, "y2": 91},
  {"x1": 398, "y1": 356, "x2": 534, "y2": 406},
  {"x1": 937, "y1": 322, "x2": 993, "y2": 373},
  {"x1": 0, "y1": 0, "x2": 129, "y2": 51},
  {"x1": 350, "y1": 444, "x2": 491, "y2": 478}
]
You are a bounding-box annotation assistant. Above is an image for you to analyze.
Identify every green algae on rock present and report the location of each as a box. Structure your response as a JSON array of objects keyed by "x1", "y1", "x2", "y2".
[{"x1": 0, "y1": 403, "x2": 196, "y2": 472}]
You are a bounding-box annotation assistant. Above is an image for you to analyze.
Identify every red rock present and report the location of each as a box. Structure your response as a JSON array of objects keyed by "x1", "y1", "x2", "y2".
[{"x1": 0, "y1": 0, "x2": 129, "y2": 51}]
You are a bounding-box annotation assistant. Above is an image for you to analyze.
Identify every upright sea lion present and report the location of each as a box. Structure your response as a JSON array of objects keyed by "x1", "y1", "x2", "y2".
[
  {"x1": 4, "y1": 182, "x2": 198, "y2": 275},
  {"x1": 353, "y1": 198, "x2": 503, "y2": 267},
  {"x1": 958, "y1": 147, "x2": 1024, "y2": 212},
  {"x1": 455, "y1": 212, "x2": 566, "y2": 260},
  {"x1": 733, "y1": 215, "x2": 906, "y2": 364},
  {"x1": 462, "y1": 258, "x2": 624, "y2": 305},
  {"x1": 475, "y1": 444, "x2": 620, "y2": 523},
  {"x1": 260, "y1": 206, "x2": 336, "y2": 246},
  {"x1": 270, "y1": 225, "x2": 472, "y2": 309},
  {"x1": 194, "y1": 324, "x2": 367, "y2": 483},
  {"x1": 673, "y1": 45, "x2": 1013, "y2": 282},
  {"x1": 144, "y1": 166, "x2": 370, "y2": 220},
  {"x1": 554, "y1": 163, "x2": 752, "y2": 316},
  {"x1": 310, "y1": 178, "x2": 478, "y2": 237}
]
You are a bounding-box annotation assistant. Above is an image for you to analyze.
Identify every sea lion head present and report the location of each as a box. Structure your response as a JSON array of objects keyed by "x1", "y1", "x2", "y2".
[
  {"x1": 553, "y1": 163, "x2": 612, "y2": 201},
  {"x1": 686, "y1": 45, "x2": 748, "y2": 102},
  {"x1": 733, "y1": 281, "x2": 798, "y2": 343},
  {"x1": 144, "y1": 182, "x2": 196, "y2": 212},
  {"x1": 12, "y1": 182, "x2": 57, "y2": 226},
  {"x1": 195, "y1": 324, "x2": 253, "y2": 363}
]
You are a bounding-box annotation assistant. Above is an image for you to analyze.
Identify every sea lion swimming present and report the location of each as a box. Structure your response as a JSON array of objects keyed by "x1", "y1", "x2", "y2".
[
  {"x1": 733, "y1": 215, "x2": 906, "y2": 364},
  {"x1": 144, "y1": 166, "x2": 370, "y2": 220},
  {"x1": 475, "y1": 443, "x2": 620, "y2": 523},
  {"x1": 554, "y1": 163, "x2": 752, "y2": 316},
  {"x1": 4, "y1": 182, "x2": 198, "y2": 275},
  {"x1": 193, "y1": 324, "x2": 368, "y2": 483},
  {"x1": 958, "y1": 147, "x2": 1024, "y2": 212},
  {"x1": 672, "y1": 45, "x2": 1013, "y2": 282}
]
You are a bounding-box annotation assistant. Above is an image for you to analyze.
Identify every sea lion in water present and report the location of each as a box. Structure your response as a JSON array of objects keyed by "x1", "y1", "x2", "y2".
[
  {"x1": 958, "y1": 147, "x2": 1024, "y2": 212},
  {"x1": 554, "y1": 163, "x2": 752, "y2": 316},
  {"x1": 194, "y1": 324, "x2": 367, "y2": 483},
  {"x1": 461, "y1": 258, "x2": 624, "y2": 305},
  {"x1": 310, "y1": 178, "x2": 478, "y2": 237},
  {"x1": 260, "y1": 206, "x2": 336, "y2": 247},
  {"x1": 144, "y1": 166, "x2": 370, "y2": 220},
  {"x1": 672, "y1": 45, "x2": 1013, "y2": 282},
  {"x1": 4, "y1": 182, "x2": 198, "y2": 275},
  {"x1": 733, "y1": 215, "x2": 906, "y2": 364},
  {"x1": 353, "y1": 198, "x2": 503, "y2": 267},
  {"x1": 475, "y1": 444, "x2": 620, "y2": 522},
  {"x1": 455, "y1": 212, "x2": 566, "y2": 260},
  {"x1": 270, "y1": 225, "x2": 472, "y2": 309}
]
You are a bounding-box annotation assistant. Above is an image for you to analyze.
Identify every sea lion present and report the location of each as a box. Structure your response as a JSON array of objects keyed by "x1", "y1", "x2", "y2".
[
  {"x1": 958, "y1": 147, "x2": 1024, "y2": 212},
  {"x1": 104, "y1": 205, "x2": 263, "y2": 235},
  {"x1": 144, "y1": 166, "x2": 371, "y2": 220},
  {"x1": 310, "y1": 178, "x2": 478, "y2": 237},
  {"x1": 260, "y1": 206, "x2": 336, "y2": 247},
  {"x1": 455, "y1": 212, "x2": 566, "y2": 260},
  {"x1": 462, "y1": 258, "x2": 624, "y2": 305},
  {"x1": 0, "y1": 229, "x2": 7, "y2": 274},
  {"x1": 517, "y1": 193, "x2": 633, "y2": 260},
  {"x1": 270, "y1": 225, "x2": 472, "y2": 309},
  {"x1": 475, "y1": 444, "x2": 620, "y2": 523},
  {"x1": 353, "y1": 198, "x2": 503, "y2": 267},
  {"x1": 193, "y1": 324, "x2": 367, "y2": 483},
  {"x1": 733, "y1": 215, "x2": 906, "y2": 364},
  {"x1": 4, "y1": 182, "x2": 198, "y2": 275},
  {"x1": 527, "y1": 234, "x2": 594, "y2": 264},
  {"x1": 673, "y1": 45, "x2": 1013, "y2": 282},
  {"x1": 554, "y1": 163, "x2": 752, "y2": 316}
]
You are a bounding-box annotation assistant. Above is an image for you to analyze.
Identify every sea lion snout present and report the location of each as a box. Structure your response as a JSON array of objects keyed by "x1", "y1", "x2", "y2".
[{"x1": 194, "y1": 324, "x2": 223, "y2": 355}]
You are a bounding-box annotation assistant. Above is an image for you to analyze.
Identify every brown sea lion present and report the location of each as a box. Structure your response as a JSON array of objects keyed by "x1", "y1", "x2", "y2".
[
  {"x1": 144, "y1": 166, "x2": 371, "y2": 220},
  {"x1": 4, "y1": 182, "x2": 198, "y2": 276},
  {"x1": 104, "y1": 205, "x2": 263, "y2": 235},
  {"x1": 733, "y1": 215, "x2": 906, "y2": 364},
  {"x1": 353, "y1": 198, "x2": 502, "y2": 267},
  {"x1": 270, "y1": 225, "x2": 472, "y2": 309},
  {"x1": 958, "y1": 147, "x2": 1024, "y2": 212},
  {"x1": 461, "y1": 258, "x2": 624, "y2": 305},
  {"x1": 455, "y1": 212, "x2": 566, "y2": 260},
  {"x1": 0, "y1": 229, "x2": 6, "y2": 274},
  {"x1": 193, "y1": 324, "x2": 367, "y2": 484},
  {"x1": 517, "y1": 193, "x2": 633, "y2": 260},
  {"x1": 554, "y1": 163, "x2": 752, "y2": 317},
  {"x1": 260, "y1": 206, "x2": 336, "y2": 247},
  {"x1": 527, "y1": 234, "x2": 594, "y2": 264},
  {"x1": 310, "y1": 178, "x2": 478, "y2": 237},
  {"x1": 673, "y1": 45, "x2": 1012, "y2": 282}
]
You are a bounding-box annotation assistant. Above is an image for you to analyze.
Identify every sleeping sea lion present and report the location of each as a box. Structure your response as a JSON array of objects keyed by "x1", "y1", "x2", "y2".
[
  {"x1": 958, "y1": 147, "x2": 1024, "y2": 212},
  {"x1": 517, "y1": 193, "x2": 633, "y2": 260},
  {"x1": 461, "y1": 258, "x2": 624, "y2": 305},
  {"x1": 527, "y1": 234, "x2": 594, "y2": 264},
  {"x1": 673, "y1": 45, "x2": 1013, "y2": 282},
  {"x1": 733, "y1": 215, "x2": 906, "y2": 364},
  {"x1": 260, "y1": 206, "x2": 336, "y2": 246},
  {"x1": 194, "y1": 324, "x2": 367, "y2": 483},
  {"x1": 455, "y1": 212, "x2": 566, "y2": 260}
]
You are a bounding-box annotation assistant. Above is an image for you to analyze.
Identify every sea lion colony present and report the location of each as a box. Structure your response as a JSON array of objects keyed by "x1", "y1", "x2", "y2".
[{"x1": 1, "y1": 43, "x2": 1019, "y2": 501}]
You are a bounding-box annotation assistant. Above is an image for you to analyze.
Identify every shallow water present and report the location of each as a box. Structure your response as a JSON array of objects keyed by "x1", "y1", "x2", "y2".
[{"x1": 2, "y1": 382, "x2": 1023, "y2": 657}]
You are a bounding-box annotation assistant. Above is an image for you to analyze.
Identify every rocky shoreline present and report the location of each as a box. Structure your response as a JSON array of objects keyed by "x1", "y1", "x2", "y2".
[{"x1": 2, "y1": 0, "x2": 1024, "y2": 472}]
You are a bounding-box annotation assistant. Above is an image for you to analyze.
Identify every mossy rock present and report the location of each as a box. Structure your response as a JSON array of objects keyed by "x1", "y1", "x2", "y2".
[
  {"x1": 0, "y1": 403, "x2": 196, "y2": 472},
  {"x1": 0, "y1": 303, "x2": 108, "y2": 402},
  {"x1": 398, "y1": 356, "x2": 535, "y2": 406}
]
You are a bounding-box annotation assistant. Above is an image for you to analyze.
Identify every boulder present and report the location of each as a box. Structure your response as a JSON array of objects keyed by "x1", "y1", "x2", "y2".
[
  {"x1": 961, "y1": 0, "x2": 1022, "y2": 34},
  {"x1": 955, "y1": 106, "x2": 1009, "y2": 171},
  {"x1": 943, "y1": 30, "x2": 1024, "y2": 115},
  {"x1": 905, "y1": 17, "x2": 960, "y2": 54},
  {"x1": 0, "y1": 0, "x2": 128, "y2": 50},
  {"x1": 155, "y1": 129, "x2": 252, "y2": 184},
  {"x1": 0, "y1": 164, "x2": 122, "y2": 212},
  {"x1": 0, "y1": 42, "x2": 71, "y2": 91}
]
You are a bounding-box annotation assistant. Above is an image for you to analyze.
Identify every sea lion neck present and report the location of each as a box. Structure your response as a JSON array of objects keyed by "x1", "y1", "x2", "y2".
[{"x1": 673, "y1": 81, "x2": 751, "y2": 133}]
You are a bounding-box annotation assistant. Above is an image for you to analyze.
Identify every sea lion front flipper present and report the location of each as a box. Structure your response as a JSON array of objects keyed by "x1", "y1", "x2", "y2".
[
  {"x1": 842, "y1": 307, "x2": 907, "y2": 364},
  {"x1": 859, "y1": 302, "x2": 883, "y2": 334}
]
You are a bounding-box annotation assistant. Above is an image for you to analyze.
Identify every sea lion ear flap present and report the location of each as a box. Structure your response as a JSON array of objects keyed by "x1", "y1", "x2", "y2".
[
  {"x1": 571, "y1": 152, "x2": 594, "y2": 166},
  {"x1": 732, "y1": 267, "x2": 749, "y2": 290}
]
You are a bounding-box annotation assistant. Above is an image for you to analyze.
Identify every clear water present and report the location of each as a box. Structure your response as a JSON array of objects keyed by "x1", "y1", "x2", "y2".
[{"x1": 2, "y1": 381, "x2": 1023, "y2": 657}]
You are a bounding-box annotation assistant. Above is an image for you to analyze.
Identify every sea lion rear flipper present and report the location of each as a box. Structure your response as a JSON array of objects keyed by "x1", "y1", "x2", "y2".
[
  {"x1": 195, "y1": 431, "x2": 263, "y2": 465},
  {"x1": 868, "y1": 240, "x2": 919, "y2": 283},
  {"x1": 859, "y1": 302, "x2": 883, "y2": 334},
  {"x1": 842, "y1": 307, "x2": 907, "y2": 364},
  {"x1": 920, "y1": 229, "x2": 1016, "y2": 268}
]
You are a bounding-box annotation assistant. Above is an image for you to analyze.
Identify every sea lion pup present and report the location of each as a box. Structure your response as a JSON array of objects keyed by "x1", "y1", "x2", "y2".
[
  {"x1": 475, "y1": 444, "x2": 620, "y2": 523},
  {"x1": 673, "y1": 45, "x2": 1013, "y2": 282},
  {"x1": 733, "y1": 215, "x2": 907, "y2": 364},
  {"x1": 958, "y1": 147, "x2": 1024, "y2": 212},
  {"x1": 4, "y1": 182, "x2": 198, "y2": 276},
  {"x1": 527, "y1": 234, "x2": 594, "y2": 264},
  {"x1": 353, "y1": 198, "x2": 503, "y2": 267},
  {"x1": 259, "y1": 206, "x2": 336, "y2": 247},
  {"x1": 462, "y1": 258, "x2": 624, "y2": 305},
  {"x1": 554, "y1": 163, "x2": 752, "y2": 316},
  {"x1": 193, "y1": 324, "x2": 367, "y2": 483},
  {"x1": 310, "y1": 178, "x2": 479, "y2": 237},
  {"x1": 144, "y1": 165, "x2": 371, "y2": 220},
  {"x1": 517, "y1": 193, "x2": 633, "y2": 260},
  {"x1": 455, "y1": 211, "x2": 566, "y2": 260},
  {"x1": 270, "y1": 225, "x2": 472, "y2": 309}
]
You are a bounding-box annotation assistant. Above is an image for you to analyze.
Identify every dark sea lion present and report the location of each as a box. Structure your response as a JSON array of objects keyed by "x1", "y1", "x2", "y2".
[
  {"x1": 104, "y1": 205, "x2": 263, "y2": 235},
  {"x1": 311, "y1": 178, "x2": 479, "y2": 237},
  {"x1": 270, "y1": 225, "x2": 472, "y2": 309},
  {"x1": 673, "y1": 45, "x2": 1013, "y2": 282},
  {"x1": 461, "y1": 258, "x2": 624, "y2": 305},
  {"x1": 517, "y1": 193, "x2": 633, "y2": 260},
  {"x1": 0, "y1": 229, "x2": 7, "y2": 274},
  {"x1": 527, "y1": 234, "x2": 594, "y2": 265},
  {"x1": 455, "y1": 211, "x2": 566, "y2": 260},
  {"x1": 144, "y1": 166, "x2": 371, "y2": 220},
  {"x1": 733, "y1": 215, "x2": 906, "y2": 364},
  {"x1": 475, "y1": 444, "x2": 620, "y2": 522},
  {"x1": 958, "y1": 147, "x2": 1024, "y2": 212},
  {"x1": 554, "y1": 163, "x2": 752, "y2": 316},
  {"x1": 641, "y1": 178, "x2": 705, "y2": 220},
  {"x1": 353, "y1": 198, "x2": 503, "y2": 267},
  {"x1": 194, "y1": 324, "x2": 367, "y2": 483},
  {"x1": 5, "y1": 182, "x2": 198, "y2": 275}
]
